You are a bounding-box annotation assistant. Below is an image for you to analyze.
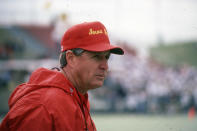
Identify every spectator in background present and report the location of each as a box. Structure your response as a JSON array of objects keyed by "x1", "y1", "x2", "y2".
[{"x1": 0, "y1": 21, "x2": 124, "y2": 131}]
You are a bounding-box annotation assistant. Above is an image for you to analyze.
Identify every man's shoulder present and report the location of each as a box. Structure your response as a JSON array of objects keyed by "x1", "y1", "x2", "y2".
[
  {"x1": 41, "y1": 87, "x2": 76, "y2": 109},
  {"x1": 41, "y1": 87, "x2": 72, "y2": 102}
]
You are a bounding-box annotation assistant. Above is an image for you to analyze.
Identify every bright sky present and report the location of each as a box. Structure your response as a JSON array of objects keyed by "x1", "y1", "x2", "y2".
[{"x1": 0, "y1": 0, "x2": 197, "y2": 56}]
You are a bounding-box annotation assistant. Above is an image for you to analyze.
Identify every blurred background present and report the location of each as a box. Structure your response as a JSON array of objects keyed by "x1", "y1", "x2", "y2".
[{"x1": 0, "y1": 0, "x2": 197, "y2": 130}]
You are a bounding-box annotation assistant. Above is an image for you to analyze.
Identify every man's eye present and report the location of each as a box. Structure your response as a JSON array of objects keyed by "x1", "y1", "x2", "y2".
[
  {"x1": 92, "y1": 54, "x2": 110, "y2": 60},
  {"x1": 105, "y1": 54, "x2": 110, "y2": 60},
  {"x1": 93, "y1": 55, "x2": 101, "y2": 60}
]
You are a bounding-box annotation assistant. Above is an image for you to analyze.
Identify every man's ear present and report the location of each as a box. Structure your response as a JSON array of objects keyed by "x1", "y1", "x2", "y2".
[{"x1": 66, "y1": 50, "x2": 76, "y2": 67}]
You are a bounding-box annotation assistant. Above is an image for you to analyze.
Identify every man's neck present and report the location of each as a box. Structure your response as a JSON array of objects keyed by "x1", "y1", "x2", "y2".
[{"x1": 60, "y1": 68, "x2": 87, "y2": 95}]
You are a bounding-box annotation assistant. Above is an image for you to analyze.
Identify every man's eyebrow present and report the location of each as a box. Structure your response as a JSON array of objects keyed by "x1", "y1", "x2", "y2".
[
  {"x1": 95, "y1": 52, "x2": 110, "y2": 55},
  {"x1": 87, "y1": 51, "x2": 110, "y2": 57},
  {"x1": 88, "y1": 52, "x2": 101, "y2": 55}
]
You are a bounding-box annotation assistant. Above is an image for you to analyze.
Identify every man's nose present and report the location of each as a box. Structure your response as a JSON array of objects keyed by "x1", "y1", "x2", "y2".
[{"x1": 100, "y1": 59, "x2": 108, "y2": 71}]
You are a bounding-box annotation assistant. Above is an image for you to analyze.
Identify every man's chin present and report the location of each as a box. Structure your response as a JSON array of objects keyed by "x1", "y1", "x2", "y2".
[{"x1": 92, "y1": 82, "x2": 104, "y2": 89}]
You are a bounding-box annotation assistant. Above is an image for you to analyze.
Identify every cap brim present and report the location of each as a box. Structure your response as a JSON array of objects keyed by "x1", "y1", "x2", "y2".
[{"x1": 79, "y1": 43, "x2": 124, "y2": 55}]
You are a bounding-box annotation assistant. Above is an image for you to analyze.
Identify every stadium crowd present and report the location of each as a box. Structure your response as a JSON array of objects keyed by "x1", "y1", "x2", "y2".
[{"x1": 93, "y1": 44, "x2": 197, "y2": 113}]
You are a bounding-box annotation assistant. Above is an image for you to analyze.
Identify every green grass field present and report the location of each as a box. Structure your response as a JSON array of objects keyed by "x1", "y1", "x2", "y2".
[
  {"x1": 1, "y1": 113, "x2": 197, "y2": 131},
  {"x1": 92, "y1": 114, "x2": 197, "y2": 131}
]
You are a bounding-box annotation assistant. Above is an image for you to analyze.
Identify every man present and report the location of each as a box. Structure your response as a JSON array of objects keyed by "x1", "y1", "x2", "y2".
[{"x1": 0, "y1": 21, "x2": 124, "y2": 131}]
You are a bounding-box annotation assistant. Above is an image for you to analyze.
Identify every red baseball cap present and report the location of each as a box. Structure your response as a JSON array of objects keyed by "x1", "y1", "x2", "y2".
[{"x1": 61, "y1": 21, "x2": 124, "y2": 55}]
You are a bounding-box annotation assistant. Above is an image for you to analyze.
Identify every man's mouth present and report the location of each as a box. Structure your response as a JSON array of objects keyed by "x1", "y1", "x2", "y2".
[{"x1": 96, "y1": 74, "x2": 105, "y2": 79}]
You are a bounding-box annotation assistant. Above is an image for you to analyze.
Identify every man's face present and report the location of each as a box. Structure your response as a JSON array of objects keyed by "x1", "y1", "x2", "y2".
[{"x1": 74, "y1": 51, "x2": 110, "y2": 91}]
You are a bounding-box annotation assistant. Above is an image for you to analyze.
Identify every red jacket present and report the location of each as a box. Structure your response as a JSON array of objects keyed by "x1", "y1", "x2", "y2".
[{"x1": 0, "y1": 68, "x2": 96, "y2": 131}]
